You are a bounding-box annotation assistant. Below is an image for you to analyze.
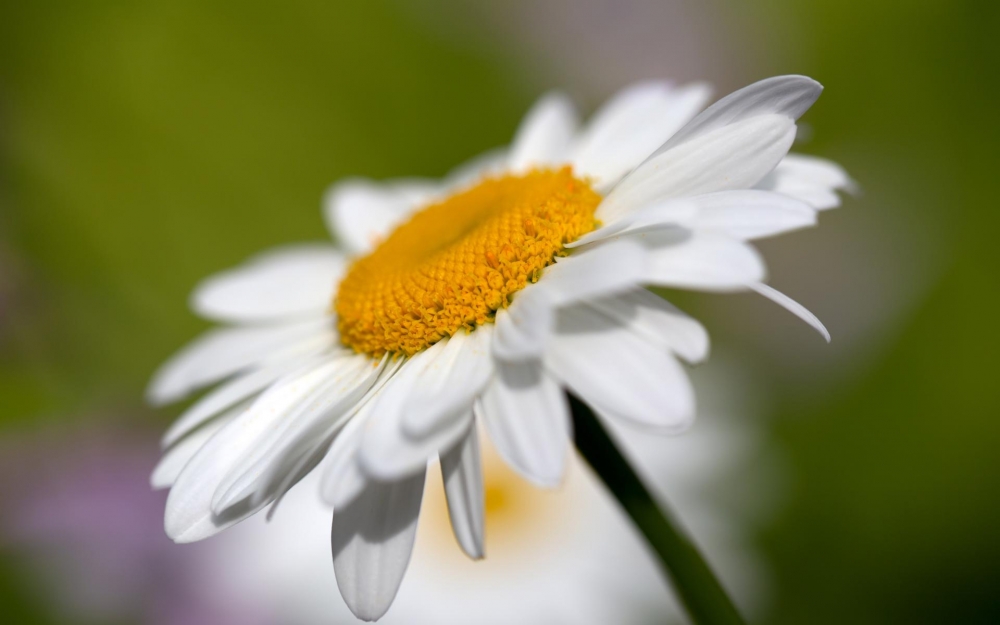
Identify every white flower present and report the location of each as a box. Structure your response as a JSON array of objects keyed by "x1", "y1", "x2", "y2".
[
  {"x1": 206, "y1": 361, "x2": 768, "y2": 625},
  {"x1": 149, "y1": 75, "x2": 851, "y2": 621}
]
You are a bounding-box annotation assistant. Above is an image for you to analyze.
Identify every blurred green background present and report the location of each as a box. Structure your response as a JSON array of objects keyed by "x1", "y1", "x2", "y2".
[{"x1": 1, "y1": 1, "x2": 997, "y2": 623}]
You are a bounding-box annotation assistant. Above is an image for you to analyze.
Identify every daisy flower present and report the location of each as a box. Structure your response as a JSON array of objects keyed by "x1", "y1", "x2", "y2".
[
  {"x1": 149, "y1": 75, "x2": 851, "y2": 621},
  {"x1": 209, "y1": 363, "x2": 767, "y2": 625}
]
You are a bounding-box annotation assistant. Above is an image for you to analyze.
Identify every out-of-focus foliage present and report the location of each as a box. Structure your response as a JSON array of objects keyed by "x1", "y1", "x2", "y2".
[
  {"x1": 731, "y1": 1, "x2": 1000, "y2": 624},
  {"x1": 0, "y1": 1, "x2": 522, "y2": 425},
  {"x1": 1, "y1": 0, "x2": 997, "y2": 623}
]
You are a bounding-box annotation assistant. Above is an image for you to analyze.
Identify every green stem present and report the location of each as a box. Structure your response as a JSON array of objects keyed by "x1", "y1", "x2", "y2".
[{"x1": 568, "y1": 393, "x2": 747, "y2": 625}]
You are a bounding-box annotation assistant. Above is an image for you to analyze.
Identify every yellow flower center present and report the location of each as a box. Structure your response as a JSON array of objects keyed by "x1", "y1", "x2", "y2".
[{"x1": 335, "y1": 167, "x2": 601, "y2": 357}]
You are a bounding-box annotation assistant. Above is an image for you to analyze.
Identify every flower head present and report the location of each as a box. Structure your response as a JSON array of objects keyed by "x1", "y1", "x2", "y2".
[{"x1": 150, "y1": 75, "x2": 852, "y2": 620}]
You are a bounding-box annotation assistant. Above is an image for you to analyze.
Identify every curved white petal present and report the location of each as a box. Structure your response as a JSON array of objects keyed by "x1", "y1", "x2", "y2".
[
  {"x1": 568, "y1": 199, "x2": 699, "y2": 248},
  {"x1": 479, "y1": 361, "x2": 570, "y2": 488},
  {"x1": 361, "y1": 400, "x2": 472, "y2": 485},
  {"x1": 147, "y1": 318, "x2": 334, "y2": 406},
  {"x1": 576, "y1": 190, "x2": 816, "y2": 249},
  {"x1": 535, "y1": 240, "x2": 647, "y2": 306},
  {"x1": 324, "y1": 178, "x2": 438, "y2": 255},
  {"x1": 210, "y1": 354, "x2": 384, "y2": 515},
  {"x1": 598, "y1": 114, "x2": 798, "y2": 223},
  {"x1": 442, "y1": 147, "x2": 508, "y2": 191},
  {"x1": 161, "y1": 356, "x2": 310, "y2": 448},
  {"x1": 492, "y1": 293, "x2": 554, "y2": 362},
  {"x1": 332, "y1": 471, "x2": 425, "y2": 622},
  {"x1": 492, "y1": 240, "x2": 646, "y2": 363},
  {"x1": 650, "y1": 75, "x2": 822, "y2": 156},
  {"x1": 508, "y1": 93, "x2": 578, "y2": 173},
  {"x1": 400, "y1": 327, "x2": 494, "y2": 438},
  {"x1": 190, "y1": 245, "x2": 346, "y2": 323},
  {"x1": 643, "y1": 232, "x2": 767, "y2": 291},
  {"x1": 163, "y1": 356, "x2": 349, "y2": 543},
  {"x1": 756, "y1": 153, "x2": 856, "y2": 210},
  {"x1": 261, "y1": 357, "x2": 405, "y2": 520},
  {"x1": 319, "y1": 405, "x2": 373, "y2": 511},
  {"x1": 751, "y1": 282, "x2": 831, "y2": 342},
  {"x1": 151, "y1": 404, "x2": 242, "y2": 490},
  {"x1": 547, "y1": 305, "x2": 695, "y2": 431},
  {"x1": 358, "y1": 331, "x2": 492, "y2": 482},
  {"x1": 573, "y1": 81, "x2": 711, "y2": 188},
  {"x1": 587, "y1": 288, "x2": 709, "y2": 363},
  {"x1": 440, "y1": 420, "x2": 485, "y2": 560},
  {"x1": 685, "y1": 190, "x2": 816, "y2": 239}
]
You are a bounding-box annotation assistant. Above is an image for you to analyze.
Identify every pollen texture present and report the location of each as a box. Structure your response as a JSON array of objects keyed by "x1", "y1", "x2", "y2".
[{"x1": 335, "y1": 167, "x2": 601, "y2": 357}]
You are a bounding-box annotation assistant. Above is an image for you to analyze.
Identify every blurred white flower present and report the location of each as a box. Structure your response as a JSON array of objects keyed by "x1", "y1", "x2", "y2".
[
  {"x1": 149, "y1": 75, "x2": 849, "y2": 619},
  {"x1": 207, "y1": 360, "x2": 772, "y2": 625},
  {"x1": 0, "y1": 361, "x2": 772, "y2": 625}
]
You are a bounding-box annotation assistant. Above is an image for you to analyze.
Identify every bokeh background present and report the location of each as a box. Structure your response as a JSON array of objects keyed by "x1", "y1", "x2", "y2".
[{"x1": 1, "y1": 1, "x2": 998, "y2": 624}]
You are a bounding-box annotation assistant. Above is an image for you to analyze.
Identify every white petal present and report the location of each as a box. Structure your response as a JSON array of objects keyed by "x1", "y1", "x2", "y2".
[
  {"x1": 319, "y1": 413, "x2": 371, "y2": 511},
  {"x1": 492, "y1": 293, "x2": 554, "y2": 362},
  {"x1": 493, "y1": 237, "x2": 648, "y2": 362},
  {"x1": 775, "y1": 154, "x2": 852, "y2": 188},
  {"x1": 751, "y1": 282, "x2": 831, "y2": 342},
  {"x1": 643, "y1": 232, "x2": 767, "y2": 291},
  {"x1": 650, "y1": 75, "x2": 822, "y2": 156},
  {"x1": 547, "y1": 305, "x2": 694, "y2": 431},
  {"x1": 190, "y1": 245, "x2": 346, "y2": 323},
  {"x1": 324, "y1": 178, "x2": 438, "y2": 255},
  {"x1": 267, "y1": 358, "x2": 405, "y2": 517},
  {"x1": 442, "y1": 147, "x2": 508, "y2": 190},
  {"x1": 575, "y1": 190, "x2": 815, "y2": 246},
  {"x1": 163, "y1": 356, "x2": 348, "y2": 543},
  {"x1": 534, "y1": 240, "x2": 647, "y2": 306},
  {"x1": 756, "y1": 153, "x2": 855, "y2": 210},
  {"x1": 161, "y1": 357, "x2": 309, "y2": 448},
  {"x1": 151, "y1": 405, "x2": 241, "y2": 490},
  {"x1": 361, "y1": 402, "x2": 471, "y2": 484},
  {"x1": 567, "y1": 199, "x2": 699, "y2": 248},
  {"x1": 572, "y1": 81, "x2": 711, "y2": 187},
  {"x1": 210, "y1": 354, "x2": 384, "y2": 515},
  {"x1": 686, "y1": 190, "x2": 816, "y2": 239},
  {"x1": 508, "y1": 93, "x2": 578, "y2": 173},
  {"x1": 386, "y1": 178, "x2": 440, "y2": 205},
  {"x1": 479, "y1": 361, "x2": 570, "y2": 488},
  {"x1": 332, "y1": 471, "x2": 425, "y2": 622},
  {"x1": 147, "y1": 318, "x2": 334, "y2": 406},
  {"x1": 598, "y1": 114, "x2": 798, "y2": 223},
  {"x1": 401, "y1": 327, "x2": 494, "y2": 438},
  {"x1": 440, "y1": 421, "x2": 485, "y2": 560},
  {"x1": 587, "y1": 288, "x2": 709, "y2": 363},
  {"x1": 358, "y1": 332, "x2": 491, "y2": 481}
]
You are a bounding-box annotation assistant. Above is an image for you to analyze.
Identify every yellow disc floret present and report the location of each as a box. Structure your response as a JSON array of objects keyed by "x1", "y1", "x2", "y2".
[{"x1": 335, "y1": 167, "x2": 601, "y2": 357}]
